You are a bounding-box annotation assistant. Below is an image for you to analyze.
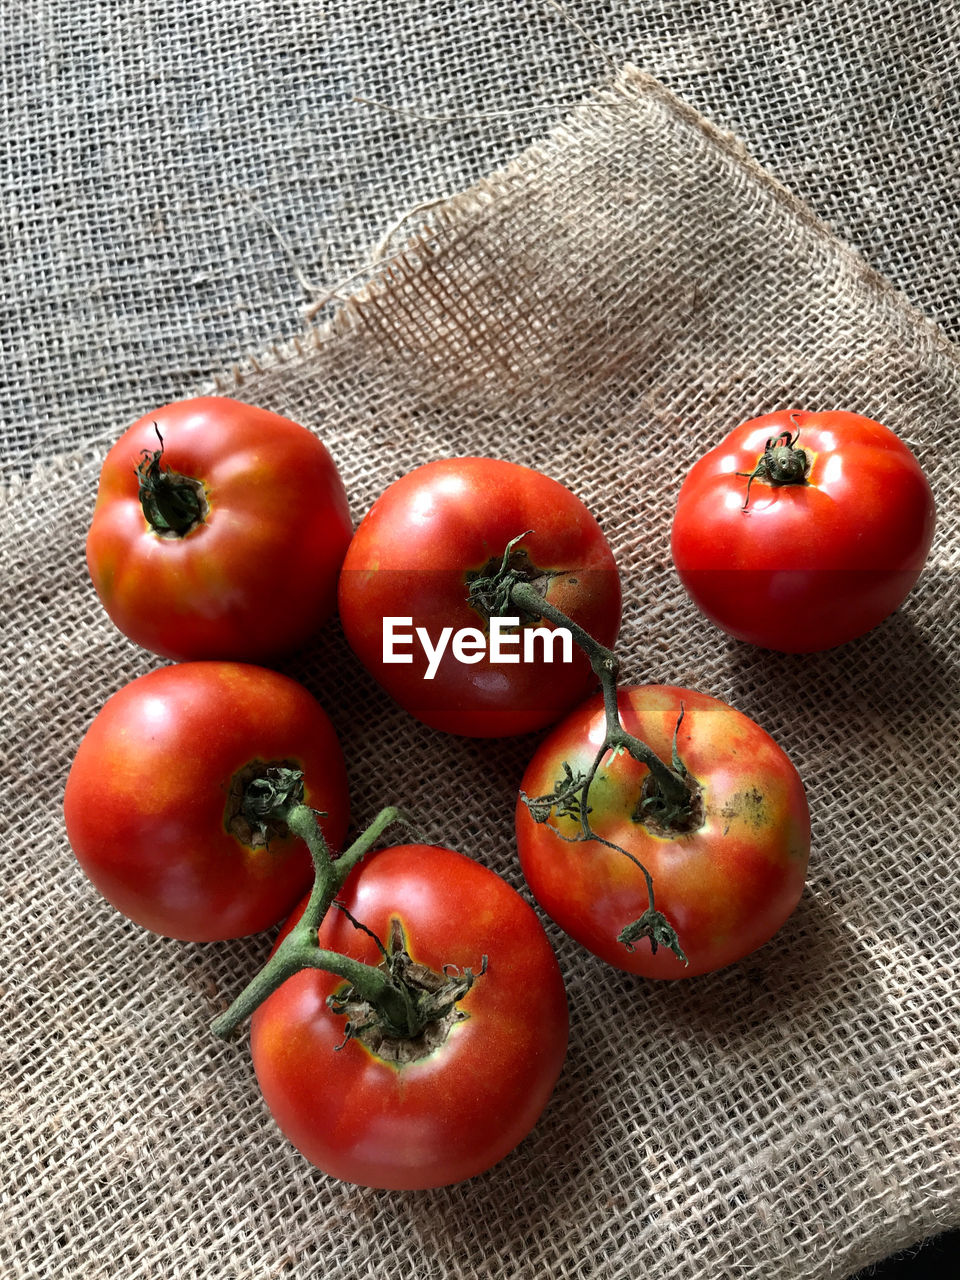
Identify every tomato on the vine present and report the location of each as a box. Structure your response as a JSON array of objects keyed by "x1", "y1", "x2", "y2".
[
  {"x1": 250, "y1": 843, "x2": 569, "y2": 1189},
  {"x1": 515, "y1": 685, "x2": 810, "y2": 978},
  {"x1": 338, "y1": 457, "x2": 621, "y2": 737},
  {"x1": 670, "y1": 410, "x2": 936, "y2": 652},
  {"x1": 87, "y1": 397, "x2": 352, "y2": 661},
  {"x1": 63, "y1": 662, "x2": 349, "y2": 941}
]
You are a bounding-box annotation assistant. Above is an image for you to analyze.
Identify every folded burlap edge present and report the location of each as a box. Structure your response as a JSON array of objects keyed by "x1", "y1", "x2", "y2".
[{"x1": 207, "y1": 64, "x2": 959, "y2": 399}]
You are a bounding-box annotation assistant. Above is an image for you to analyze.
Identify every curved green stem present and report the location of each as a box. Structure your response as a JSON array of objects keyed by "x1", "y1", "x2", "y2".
[
  {"x1": 508, "y1": 579, "x2": 691, "y2": 815},
  {"x1": 340, "y1": 805, "x2": 424, "y2": 872},
  {"x1": 509, "y1": 580, "x2": 620, "y2": 681},
  {"x1": 209, "y1": 925, "x2": 310, "y2": 1038},
  {"x1": 211, "y1": 804, "x2": 426, "y2": 1040},
  {"x1": 503, "y1": 553, "x2": 690, "y2": 964}
]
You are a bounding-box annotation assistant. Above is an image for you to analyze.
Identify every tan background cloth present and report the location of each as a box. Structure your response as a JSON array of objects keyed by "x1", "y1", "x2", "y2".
[{"x1": 3, "y1": 13, "x2": 958, "y2": 1280}]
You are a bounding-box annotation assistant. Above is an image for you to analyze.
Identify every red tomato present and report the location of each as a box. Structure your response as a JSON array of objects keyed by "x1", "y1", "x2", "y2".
[
  {"x1": 338, "y1": 457, "x2": 621, "y2": 737},
  {"x1": 515, "y1": 685, "x2": 810, "y2": 978},
  {"x1": 87, "y1": 398, "x2": 352, "y2": 661},
  {"x1": 670, "y1": 410, "x2": 936, "y2": 652},
  {"x1": 250, "y1": 844, "x2": 569, "y2": 1189},
  {"x1": 63, "y1": 663, "x2": 349, "y2": 941}
]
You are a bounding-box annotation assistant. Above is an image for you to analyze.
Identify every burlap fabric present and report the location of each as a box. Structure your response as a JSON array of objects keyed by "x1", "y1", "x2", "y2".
[{"x1": 3, "y1": 30, "x2": 959, "y2": 1280}]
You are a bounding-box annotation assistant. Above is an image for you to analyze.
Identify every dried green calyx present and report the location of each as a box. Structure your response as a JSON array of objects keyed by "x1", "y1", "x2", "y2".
[
  {"x1": 136, "y1": 427, "x2": 207, "y2": 536},
  {"x1": 226, "y1": 763, "x2": 305, "y2": 848},
  {"x1": 328, "y1": 916, "x2": 486, "y2": 1061},
  {"x1": 738, "y1": 428, "x2": 810, "y2": 510}
]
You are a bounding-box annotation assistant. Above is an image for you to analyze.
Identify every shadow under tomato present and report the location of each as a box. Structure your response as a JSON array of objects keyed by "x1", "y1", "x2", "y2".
[
  {"x1": 600, "y1": 883, "x2": 866, "y2": 1046},
  {"x1": 719, "y1": 569, "x2": 959, "y2": 735},
  {"x1": 302, "y1": 1036, "x2": 604, "y2": 1253}
]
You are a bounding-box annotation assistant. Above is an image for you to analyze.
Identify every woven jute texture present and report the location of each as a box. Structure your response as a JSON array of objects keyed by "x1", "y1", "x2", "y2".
[
  {"x1": 3, "y1": 3, "x2": 957, "y2": 475},
  {"x1": 3, "y1": 63, "x2": 959, "y2": 1280}
]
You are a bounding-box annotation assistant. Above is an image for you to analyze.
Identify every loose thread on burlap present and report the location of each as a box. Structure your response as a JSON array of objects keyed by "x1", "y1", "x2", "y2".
[
  {"x1": 351, "y1": 93, "x2": 580, "y2": 126},
  {"x1": 237, "y1": 190, "x2": 329, "y2": 297},
  {"x1": 232, "y1": 1, "x2": 619, "y2": 329},
  {"x1": 370, "y1": 197, "x2": 454, "y2": 264},
  {"x1": 237, "y1": 187, "x2": 429, "y2": 322},
  {"x1": 543, "y1": 0, "x2": 621, "y2": 73}
]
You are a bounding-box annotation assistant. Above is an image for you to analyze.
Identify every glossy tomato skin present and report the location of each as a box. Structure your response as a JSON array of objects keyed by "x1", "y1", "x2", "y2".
[
  {"x1": 671, "y1": 410, "x2": 936, "y2": 652},
  {"x1": 516, "y1": 685, "x2": 810, "y2": 978},
  {"x1": 87, "y1": 398, "x2": 353, "y2": 661},
  {"x1": 338, "y1": 457, "x2": 621, "y2": 737},
  {"x1": 251, "y1": 844, "x2": 569, "y2": 1189},
  {"x1": 63, "y1": 662, "x2": 349, "y2": 941}
]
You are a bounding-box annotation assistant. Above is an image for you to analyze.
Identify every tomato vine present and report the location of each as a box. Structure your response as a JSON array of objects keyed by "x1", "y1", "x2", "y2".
[
  {"x1": 469, "y1": 533, "x2": 693, "y2": 964},
  {"x1": 211, "y1": 798, "x2": 480, "y2": 1042}
]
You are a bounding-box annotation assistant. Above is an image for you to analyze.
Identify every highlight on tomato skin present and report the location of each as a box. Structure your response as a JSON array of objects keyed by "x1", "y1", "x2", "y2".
[
  {"x1": 86, "y1": 397, "x2": 353, "y2": 662},
  {"x1": 515, "y1": 684, "x2": 811, "y2": 979},
  {"x1": 338, "y1": 456, "x2": 622, "y2": 738},
  {"x1": 670, "y1": 410, "x2": 937, "y2": 653},
  {"x1": 249, "y1": 844, "x2": 570, "y2": 1190},
  {"x1": 62, "y1": 662, "x2": 349, "y2": 942}
]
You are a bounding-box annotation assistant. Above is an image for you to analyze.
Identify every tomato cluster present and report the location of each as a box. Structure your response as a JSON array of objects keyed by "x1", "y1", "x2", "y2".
[{"x1": 65, "y1": 397, "x2": 935, "y2": 1190}]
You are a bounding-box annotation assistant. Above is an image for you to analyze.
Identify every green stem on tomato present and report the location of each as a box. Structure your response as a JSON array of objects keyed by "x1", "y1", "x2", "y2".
[
  {"x1": 736, "y1": 425, "x2": 810, "y2": 510},
  {"x1": 211, "y1": 803, "x2": 430, "y2": 1040},
  {"x1": 470, "y1": 539, "x2": 691, "y2": 963},
  {"x1": 507, "y1": 579, "x2": 692, "y2": 821}
]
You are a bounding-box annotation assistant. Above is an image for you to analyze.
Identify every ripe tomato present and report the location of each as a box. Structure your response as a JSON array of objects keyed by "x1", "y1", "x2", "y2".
[
  {"x1": 670, "y1": 410, "x2": 936, "y2": 652},
  {"x1": 63, "y1": 662, "x2": 349, "y2": 941},
  {"x1": 515, "y1": 685, "x2": 810, "y2": 978},
  {"x1": 87, "y1": 398, "x2": 352, "y2": 661},
  {"x1": 338, "y1": 457, "x2": 621, "y2": 737},
  {"x1": 250, "y1": 843, "x2": 569, "y2": 1189}
]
